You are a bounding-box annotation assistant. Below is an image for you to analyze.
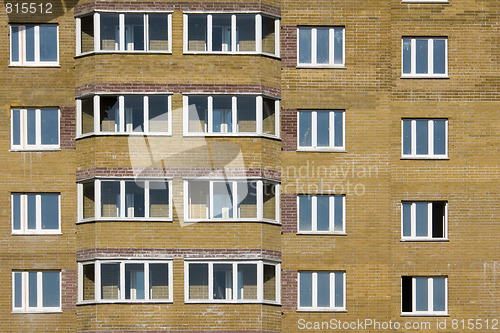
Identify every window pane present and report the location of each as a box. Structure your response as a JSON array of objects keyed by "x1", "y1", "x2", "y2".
[
  {"x1": 41, "y1": 194, "x2": 59, "y2": 230},
  {"x1": 13, "y1": 194, "x2": 21, "y2": 230},
  {"x1": 416, "y1": 120, "x2": 429, "y2": 155},
  {"x1": 434, "y1": 120, "x2": 446, "y2": 155},
  {"x1": 263, "y1": 264, "x2": 276, "y2": 301},
  {"x1": 189, "y1": 263, "x2": 208, "y2": 299},
  {"x1": 83, "y1": 182, "x2": 95, "y2": 219},
  {"x1": 402, "y1": 38, "x2": 411, "y2": 74},
  {"x1": 236, "y1": 15, "x2": 255, "y2": 51},
  {"x1": 317, "y1": 112, "x2": 330, "y2": 147},
  {"x1": 299, "y1": 196, "x2": 312, "y2": 231},
  {"x1": 317, "y1": 196, "x2": 330, "y2": 231},
  {"x1": 299, "y1": 272, "x2": 312, "y2": 307},
  {"x1": 415, "y1": 202, "x2": 428, "y2": 237},
  {"x1": 433, "y1": 277, "x2": 446, "y2": 311},
  {"x1": 402, "y1": 119, "x2": 411, "y2": 155},
  {"x1": 317, "y1": 272, "x2": 330, "y2": 307},
  {"x1": 101, "y1": 182, "x2": 120, "y2": 218},
  {"x1": 125, "y1": 14, "x2": 144, "y2": 51},
  {"x1": 11, "y1": 26, "x2": 19, "y2": 62},
  {"x1": 237, "y1": 264, "x2": 257, "y2": 300},
  {"x1": 433, "y1": 39, "x2": 446, "y2": 74},
  {"x1": 100, "y1": 13, "x2": 120, "y2": 50},
  {"x1": 12, "y1": 109, "x2": 21, "y2": 145},
  {"x1": 124, "y1": 96, "x2": 144, "y2": 132},
  {"x1": 188, "y1": 96, "x2": 208, "y2": 133},
  {"x1": 149, "y1": 14, "x2": 169, "y2": 51},
  {"x1": 299, "y1": 111, "x2": 312, "y2": 147},
  {"x1": 80, "y1": 16, "x2": 94, "y2": 53},
  {"x1": 42, "y1": 272, "x2": 60, "y2": 307},
  {"x1": 100, "y1": 96, "x2": 119, "y2": 132},
  {"x1": 188, "y1": 181, "x2": 209, "y2": 219},
  {"x1": 213, "y1": 264, "x2": 233, "y2": 300},
  {"x1": 101, "y1": 263, "x2": 120, "y2": 300},
  {"x1": 26, "y1": 25, "x2": 35, "y2": 62},
  {"x1": 83, "y1": 264, "x2": 95, "y2": 301},
  {"x1": 39, "y1": 25, "x2": 58, "y2": 62},
  {"x1": 432, "y1": 202, "x2": 445, "y2": 238},
  {"x1": 416, "y1": 39, "x2": 428, "y2": 74},
  {"x1": 41, "y1": 109, "x2": 58, "y2": 145},
  {"x1": 27, "y1": 194, "x2": 36, "y2": 230},
  {"x1": 29, "y1": 272, "x2": 37, "y2": 307},
  {"x1": 262, "y1": 98, "x2": 276, "y2": 135},
  {"x1": 237, "y1": 181, "x2": 257, "y2": 219},
  {"x1": 402, "y1": 203, "x2": 411, "y2": 237},
  {"x1": 261, "y1": 16, "x2": 275, "y2": 54},
  {"x1": 212, "y1": 15, "x2": 232, "y2": 52},
  {"x1": 148, "y1": 95, "x2": 168, "y2": 132},
  {"x1": 81, "y1": 98, "x2": 94, "y2": 134},
  {"x1": 237, "y1": 96, "x2": 256, "y2": 132},
  {"x1": 263, "y1": 182, "x2": 276, "y2": 220},
  {"x1": 27, "y1": 109, "x2": 36, "y2": 145},
  {"x1": 415, "y1": 277, "x2": 428, "y2": 311},
  {"x1": 213, "y1": 182, "x2": 233, "y2": 218},
  {"x1": 14, "y1": 272, "x2": 22, "y2": 308},
  {"x1": 298, "y1": 28, "x2": 312, "y2": 64},
  {"x1": 149, "y1": 181, "x2": 169, "y2": 218},
  {"x1": 212, "y1": 96, "x2": 232, "y2": 133},
  {"x1": 334, "y1": 272, "x2": 344, "y2": 307},
  {"x1": 188, "y1": 15, "x2": 207, "y2": 51},
  {"x1": 334, "y1": 28, "x2": 343, "y2": 65},
  {"x1": 125, "y1": 263, "x2": 145, "y2": 300},
  {"x1": 125, "y1": 181, "x2": 145, "y2": 218},
  {"x1": 149, "y1": 263, "x2": 169, "y2": 299},
  {"x1": 334, "y1": 111, "x2": 343, "y2": 147},
  {"x1": 402, "y1": 276, "x2": 413, "y2": 312},
  {"x1": 316, "y1": 28, "x2": 329, "y2": 64},
  {"x1": 334, "y1": 196, "x2": 343, "y2": 232}
]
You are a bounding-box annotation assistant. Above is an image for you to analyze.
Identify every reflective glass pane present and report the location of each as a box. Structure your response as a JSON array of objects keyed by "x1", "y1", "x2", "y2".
[
  {"x1": 434, "y1": 120, "x2": 446, "y2": 155},
  {"x1": 317, "y1": 272, "x2": 330, "y2": 307},
  {"x1": 213, "y1": 182, "x2": 233, "y2": 218},
  {"x1": 415, "y1": 277, "x2": 428, "y2": 311},
  {"x1": 402, "y1": 203, "x2": 411, "y2": 237},
  {"x1": 124, "y1": 96, "x2": 144, "y2": 132},
  {"x1": 416, "y1": 120, "x2": 429, "y2": 155},
  {"x1": 188, "y1": 15, "x2": 207, "y2": 51},
  {"x1": 148, "y1": 95, "x2": 169, "y2": 132},
  {"x1": 39, "y1": 25, "x2": 58, "y2": 62},
  {"x1": 14, "y1": 272, "x2": 22, "y2": 308},
  {"x1": 83, "y1": 264, "x2": 95, "y2": 301},
  {"x1": 212, "y1": 15, "x2": 232, "y2": 52},
  {"x1": 80, "y1": 15, "x2": 94, "y2": 53},
  {"x1": 41, "y1": 194, "x2": 59, "y2": 229},
  {"x1": 213, "y1": 264, "x2": 233, "y2": 299},
  {"x1": 298, "y1": 28, "x2": 312, "y2": 64},
  {"x1": 334, "y1": 272, "x2": 344, "y2": 307},
  {"x1": 236, "y1": 15, "x2": 255, "y2": 51},
  {"x1": 125, "y1": 263, "x2": 145, "y2": 300},
  {"x1": 188, "y1": 96, "x2": 208, "y2": 132},
  {"x1": 26, "y1": 25, "x2": 35, "y2": 62},
  {"x1": 125, "y1": 14, "x2": 144, "y2": 51},
  {"x1": 81, "y1": 98, "x2": 94, "y2": 134},
  {"x1": 188, "y1": 181, "x2": 209, "y2": 219},
  {"x1": 149, "y1": 14, "x2": 169, "y2": 51},
  {"x1": 334, "y1": 111, "x2": 343, "y2": 147},
  {"x1": 263, "y1": 182, "x2": 276, "y2": 221},
  {"x1": 189, "y1": 263, "x2": 208, "y2": 299},
  {"x1": 317, "y1": 196, "x2": 330, "y2": 231},
  {"x1": 41, "y1": 109, "x2": 58, "y2": 145},
  {"x1": 125, "y1": 181, "x2": 145, "y2": 218},
  {"x1": 402, "y1": 119, "x2": 412, "y2": 155},
  {"x1": 212, "y1": 96, "x2": 232, "y2": 133},
  {"x1": 101, "y1": 263, "x2": 120, "y2": 300},
  {"x1": 42, "y1": 272, "x2": 60, "y2": 307},
  {"x1": 263, "y1": 265, "x2": 276, "y2": 301},
  {"x1": 334, "y1": 28, "x2": 343, "y2": 65},
  {"x1": 100, "y1": 96, "x2": 119, "y2": 132},
  {"x1": 27, "y1": 109, "x2": 36, "y2": 145},
  {"x1": 101, "y1": 182, "x2": 120, "y2": 217},
  {"x1": 27, "y1": 194, "x2": 36, "y2": 230},
  {"x1": 149, "y1": 263, "x2": 169, "y2": 299},
  {"x1": 237, "y1": 181, "x2": 257, "y2": 219},
  {"x1": 334, "y1": 196, "x2": 343, "y2": 232},
  {"x1": 299, "y1": 111, "x2": 312, "y2": 147},
  {"x1": 12, "y1": 109, "x2": 20, "y2": 145},
  {"x1": 317, "y1": 112, "x2": 330, "y2": 147},
  {"x1": 433, "y1": 39, "x2": 446, "y2": 74},
  {"x1": 433, "y1": 277, "x2": 446, "y2": 311},
  {"x1": 100, "y1": 13, "x2": 120, "y2": 50},
  {"x1": 402, "y1": 38, "x2": 411, "y2": 74},
  {"x1": 83, "y1": 182, "x2": 95, "y2": 219},
  {"x1": 149, "y1": 181, "x2": 169, "y2": 218},
  {"x1": 299, "y1": 272, "x2": 312, "y2": 307},
  {"x1": 416, "y1": 202, "x2": 429, "y2": 237},
  {"x1": 317, "y1": 28, "x2": 329, "y2": 64},
  {"x1": 237, "y1": 264, "x2": 257, "y2": 300},
  {"x1": 29, "y1": 272, "x2": 38, "y2": 307},
  {"x1": 237, "y1": 96, "x2": 256, "y2": 132},
  {"x1": 11, "y1": 26, "x2": 19, "y2": 62},
  {"x1": 416, "y1": 39, "x2": 429, "y2": 74},
  {"x1": 262, "y1": 98, "x2": 276, "y2": 135},
  {"x1": 13, "y1": 194, "x2": 21, "y2": 230},
  {"x1": 299, "y1": 196, "x2": 312, "y2": 231},
  {"x1": 261, "y1": 16, "x2": 275, "y2": 54}
]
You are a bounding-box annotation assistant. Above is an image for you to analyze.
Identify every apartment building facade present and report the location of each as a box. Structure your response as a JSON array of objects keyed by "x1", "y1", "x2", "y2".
[{"x1": 1, "y1": 0, "x2": 498, "y2": 332}]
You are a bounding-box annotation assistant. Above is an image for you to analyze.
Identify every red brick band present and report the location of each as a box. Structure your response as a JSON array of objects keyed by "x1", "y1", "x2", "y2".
[
  {"x1": 280, "y1": 193, "x2": 297, "y2": 233},
  {"x1": 60, "y1": 106, "x2": 76, "y2": 150},
  {"x1": 280, "y1": 269, "x2": 298, "y2": 310},
  {"x1": 280, "y1": 108, "x2": 297, "y2": 152},
  {"x1": 280, "y1": 25, "x2": 297, "y2": 69},
  {"x1": 61, "y1": 269, "x2": 77, "y2": 310}
]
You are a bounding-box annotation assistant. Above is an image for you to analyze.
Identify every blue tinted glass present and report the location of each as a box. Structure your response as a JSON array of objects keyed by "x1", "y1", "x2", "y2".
[
  {"x1": 316, "y1": 28, "x2": 329, "y2": 64},
  {"x1": 334, "y1": 28, "x2": 343, "y2": 64},
  {"x1": 317, "y1": 196, "x2": 329, "y2": 231},
  {"x1": 402, "y1": 203, "x2": 411, "y2": 237},
  {"x1": 334, "y1": 272, "x2": 344, "y2": 307},
  {"x1": 100, "y1": 14, "x2": 120, "y2": 50},
  {"x1": 124, "y1": 96, "x2": 144, "y2": 132},
  {"x1": 415, "y1": 277, "x2": 428, "y2": 311},
  {"x1": 125, "y1": 14, "x2": 144, "y2": 51},
  {"x1": 416, "y1": 39, "x2": 428, "y2": 74},
  {"x1": 299, "y1": 196, "x2": 312, "y2": 231},
  {"x1": 299, "y1": 272, "x2": 312, "y2": 307},
  {"x1": 41, "y1": 194, "x2": 59, "y2": 230},
  {"x1": 14, "y1": 272, "x2": 22, "y2": 308},
  {"x1": 299, "y1": 112, "x2": 312, "y2": 147},
  {"x1": 416, "y1": 120, "x2": 428, "y2": 155},
  {"x1": 39, "y1": 25, "x2": 58, "y2": 62},
  {"x1": 433, "y1": 39, "x2": 446, "y2": 74},
  {"x1": 26, "y1": 25, "x2": 35, "y2": 62},
  {"x1": 317, "y1": 272, "x2": 330, "y2": 307},
  {"x1": 13, "y1": 194, "x2": 21, "y2": 230},
  {"x1": 11, "y1": 26, "x2": 19, "y2": 62},
  {"x1": 41, "y1": 109, "x2": 58, "y2": 145},
  {"x1": 416, "y1": 202, "x2": 428, "y2": 237},
  {"x1": 42, "y1": 272, "x2": 60, "y2": 307},
  {"x1": 135, "y1": 270, "x2": 145, "y2": 299},
  {"x1": 434, "y1": 120, "x2": 446, "y2": 155},
  {"x1": 27, "y1": 194, "x2": 36, "y2": 230},
  {"x1": 334, "y1": 111, "x2": 343, "y2": 147},
  {"x1": 213, "y1": 96, "x2": 232, "y2": 133},
  {"x1": 27, "y1": 109, "x2": 36, "y2": 145},
  {"x1": 433, "y1": 277, "x2": 446, "y2": 311},
  {"x1": 299, "y1": 28, "x2": 312, "y2": 64},
  {"x1": 402, "y1": 39, "x2": 411, "y2": 74},
  {"x1": 29, "y1": 272, "x2": 38, "y2": 307},
  {"x1": 317, "y1": 112, "x2": 330, "y2": 147},
  {"x1": 402, "y1": 120, "x2": 411, "y2": 155},
  {"x1": 12, "y1": 110, "x2": 21, "y2": 146},
  {"x1": 334, "y1": 196, "x2": 343, "y2": 232},
  {"x1": 125, "y1": 264, "x2": 145, "y2": 300}
]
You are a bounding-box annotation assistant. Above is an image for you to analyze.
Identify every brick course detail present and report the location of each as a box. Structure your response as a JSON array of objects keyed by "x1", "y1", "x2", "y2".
[
  {"x1": 61, "y1": 269, "x2": 77, "y2": 310},
  {"x1": 281, "y1": 270, "x2": 298, "y2": 310},
  {"x1": 280, "y1": 26, "x2": 297, "y2": 69},
  {"x1": 60, "y1": 106, "x2": 76, "y2": 150},
  {"x1": 280, "y1": 108, "x2": 297, "y2": 152},
  {"x1": 280, "y1": 193, "x2": 297, "y2": 234}
]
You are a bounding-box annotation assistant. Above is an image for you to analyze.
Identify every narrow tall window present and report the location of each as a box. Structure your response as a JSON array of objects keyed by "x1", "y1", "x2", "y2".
[
  {"x1": 298, "y1": 195, "x2": 345, "y2": 233},
  {"x1": 298, "y1": 110, "x2": 344, "y2": 150},
  {"x1": 12, "y1": 193, "x2": 60, "y2": 234},
  {"x1": 402, "y1": 37, "x2": 447, "y2": 77},
  {"x1": 298, "y1": 27, "x2": 344, "y2": 67},
  {"x1": 298, "y1": 271, "x2": 345, "y2": 311},
  {"x1": 11, "y1": 108, "x2": 60, "y2": 150},
  {"x1": 11, "y1": 24, "x2": 58, "y2": 66},
  {"x1": 12, "y1": 271, "x2": 61, "y2": 312},
  {"x1": 402, "y1": 202, "x2": 447, "y2": 240},
  {"x1": 402, "y1": 276, "x2": 447, "y2": 315},
  {"x1": 402, "y1": 119, "x2": 447, "y2": 158}
]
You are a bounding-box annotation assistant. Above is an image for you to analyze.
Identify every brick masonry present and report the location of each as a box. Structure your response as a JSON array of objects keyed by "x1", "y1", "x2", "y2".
[
  {"x1": 60, "y1": 106, "x2": 76, "y2": 150},
  {"x1": 280, "y1": 108, "x2": 297, "y2": 152},
  {"x1": 280, "y1": 193, "x2": 297, "y2": 234},
  {"x1": 62, "y1": 269, "x2": 77, "y2": 310}
]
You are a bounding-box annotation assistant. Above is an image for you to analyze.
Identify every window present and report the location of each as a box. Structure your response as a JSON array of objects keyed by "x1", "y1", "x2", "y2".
[
  {"x1": 10, "y1": 24, "x2": 58, "y2": 66},
  {"x1": 77, "y1": 95, "x2": 171, "y2": 136},
  {"x1": 76, "y1": 12, "x2": 171, "y2": 54},
  {"x1": 298, "y1": 195, "x2": 345, "y2": 233},
  {"x1": 297, "y1": 27, "x2": 344, "y2": 67},
  {"x1": 298, "y1": 110, "x2": 344, "y2": 150},
  {"x1": 11, "y1": 108, "x2": 60, "y2": 150},
  {"x1": 184, "y1": 13, "x2": 280, "y2": 56},
  {"x1": 12, "y1": 271, "x2": 61, "y2": 312},
  {"x1": 402, "y1": 37, "x2": 447, "y2": 77},
  {"x1": 402, "y1": 202, "x2": 447, "y2": 240},
  {"x1": 12, "y1": 193, "x2": 60, "y2": 234},
  {"x1": 185, "y1": 179, "x2": 279, "y2": 222},
  {"x1": 298, "y1": 271, "x2": 345, "y2": 311},
  {"x1": 184, "y1": 95, "x2": 279, "y2": 136},
  {"x1": 185, "y1": 261, "x2": 280, "y2": 303},
  {"x1": 77, "y1": 179, "x2": 172, "y2": 222},
  {"x1": 402, "y1": 119, "x2": 448, "y2": 158},
  {"x1": 402, "y1": 276, "x2": 447, "y2": 315},
  {"x1": 78, "y1": 260, "x2": 172, "y2": 303}
]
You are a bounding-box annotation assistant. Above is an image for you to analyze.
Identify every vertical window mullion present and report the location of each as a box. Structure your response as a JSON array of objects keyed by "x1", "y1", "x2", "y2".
[
  {"x1": 329, "y1": 28, "x2": 335, "y2": 64},
  {"x1": 144, "y1": 262, "x2": 150, "y2": 300},
  {"x1": 329, "y1": 196, "x2": 335, "y2": 232},
  {"x1": 95, "y1": 180, "x2": 101, "y2": 218},
  {"x1": 35, "y1": 109, "x2": 41, "y2": 146},
  {"x1": 412, "y1": 277, "x2": 416, "y2": 312},
  {"x1": 411, "y1": 120, "x2": 416, "y2": 156},
  {"x1": 231, "y1": 15, "x2": 237, "y2": 52},
  {"x1": 428, "y1": 202, "x2": 433, "y2": 238},
  {"x1": 256, "y1": 96, "x2": 263, "y2": 134},
  {"x1": 94, "y1": 96, "x2": 100, "y2": 134},
  {"x1": 76, "y1": 18, "x2": 82, "y2": 55},
  {"x1": 144, "y1": 14, "x2": 149, "y2": 51},
  {"x1": 144, "y1": 96, "x2": 149, "y2": 133},
  {"x1": 232, "y1": 181, "x2": 238, "y2": 218},
  {"x1": 411, "y1": 38, "x2": 416, "y2": 74},
  {"x1": 329, "y1": 111, "x2": 335, "y2": 149},
  {"x1": 94, "y1": 13, "x2": 101, "y2": 51},
  {"x1": 34, "y1": 26, "x2": 40, "y2": 63},
  {"x1": 311, "y1": 196, "x2": 317, "y2": 232},
  {"x1": 145, "y1": 181, "x2": 150, "y2": 218},
  {"x1": 275, "y1": 100, "x2": 280, "y2": 137},
  {"x1": 36, "y1": 194, "x2": 41, "y2": 231},
  {"x1": 76, "y1": 99, "x2": 82, "y2": 136},
  {"x1": 257, "y1": 180, "x2": 263, "y2": 221},
  {"x1": 118, "y1": 96, "x2": 125, "y2": 132},
  {"x1": 428, "y1": 39, "x2": 434, "y2": 74},
  {"x1": 95, "y1": 261, "x2": 101, "y2": 301},
  {"x1": 119, "y1": 262, "x2": 125, "y2": 300},
  {"x1": 312, "y1": 111, "x2": 317, "y2": 148},
  {"x1": 411, "y1": 203, "x2": 416, "y2": 237},
  {"x1": 311, "y1": 272, "x2": 318, "y2": 308},
  {"x1": 209, "y1": 181, "x2": 214, "y2": 219},
  {"x1": 255, "y1": 14, "x2": 262, "y2": 53},
  {"x1": 428, "y1": 278, "x2": 434, "y2": 312},
  {"x1": 257, "y1": 262, "x2": 263, "y2": 302},
  {"x1": 119, "y1": 14, "x2": 125, "y2": 51},
  {"x1": 311, "y1": 28, "x2": 317, "y2": 65},
  {"x1": 37, "y1": 271, "x2": 42, "y2": 310},
  {"x1": 444, "y1": 203, "x2": 448, "y2": 239},
  {"x1": 274, "y1": 19, "x2": 280, "y2": 56},
  {"x1": 330, "y1": 272, "x2": 335, "y2": 308},
  {"x1": 169, "y1": 179, "x2": 173, "y2": 219},
  {"x1": 208, "y1": 96, "x2": 213, "y2": 134},
  {"x1": 232, "y1": 263, "x2": 238, "y2": 300},
  {"x1": 428, "y1": 120, "x2": 434, "y2": 156},
  {"x1": 207, "y1": 15, "x2": 213, "y2": 52},
  {"x1": 232, "y1": 96, "x2": 237, "y2": 133},
  {"x1": 120, "y1": 181, "x2": 126, "y2": 218},
  {"x1": 208, "y1": 263, "x2": 214, "y2": 301}
]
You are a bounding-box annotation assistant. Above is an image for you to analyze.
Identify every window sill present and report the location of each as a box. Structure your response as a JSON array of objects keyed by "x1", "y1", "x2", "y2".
[
  {"x1": 400, "y1": 75, "x2": 449, "y2": 79},
  {"x1": 77, "y1": 218, "x2": 173, "y2": 224},
  {"x1": 76, "y1": 132, "x2": 172, "y2": 140},
  {"x1": 11, "y1": 232, "x2": 62, "y2": 236},
  {"x1": 297, "y1": 148, "x2": 346, "y2": 153},
  {"x1": 183, "y1": 133, "x2": 280, "y2": 140},
  {"x1": 184, "y1": 219, "x2": 280, "y2": 225},
  {"x1": 402, "y1": 0, "x2": 449, "y2": 3},
  {"x1": 76, "y1": 51, "x2": 172, "y2": 58},
  {"x1": 12, "y1": 310, "x2": 62, "y2": 314},
  {"x1": 9, "y1": 64, "x2": 60, "y2": 68},
  {"x1": 401, "y1": 156, "x2": 449, "y2": 160},
  {"x1": 10, "y1": 148, "x2": 61, "y2": 152},
  {"x1": 400, "y1": 238, "x2": 449, "y2": 242},
  {"x1": 296, "y1": 65, "x2": 346, "y2": 69},
  {"x1": 297, "y1": 308, "x2": 347, "y2": 312},
  {"x1": 77, "y1": 300, "x2": 173, "y2": 305},
  {"x1": 297, "y1": 232, "x2": 347, "y2": 236},
  {"x1": 183, "y1": 51, "x2": 280, "y2": 60},
  {"x1": 185, "y1": 300, "x2": 280, "y2": 305},
  {"x1": 401, "y1": 313, "x2": 449, "y2": 317}
]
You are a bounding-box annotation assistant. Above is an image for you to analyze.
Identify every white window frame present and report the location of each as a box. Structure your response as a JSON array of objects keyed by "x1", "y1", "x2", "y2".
[
  {"x1": 183, "y1": 94, "x2": 280, "y2": 138},
  {"x1": 401, "y1": 119, "x2": 448, "y2": 159},
  {"x1": 77, "y1": 178, "x2": 173, "y2": 222},
  {"x1": 12, "y1": 271, "x2": 62, "y2": 313},
  {"x1": 183, "y1": 178, "x2": 280, "y2": 223},
  {"x1": 183, "y1": 13, "x2": 280, "y2": 56},
  {"x1": 10, "y1": 24, "x2": 59, "y2": 66},
  {"x1": 297, "y1": 271, "x2": 346, "y2": 312},
  {"x1": 402, "y1": 0, "x2": 448, "y2": 3},
  {"x1": 76, "y1": 94, "x2": 172, "y2": 137},
  {"x1": 11, "y1": 193, "x2": 61, "y2": 235},
  {"x1": 297, "y1": 110, "x2": 345, "y2": 151},
  {"x1": 401, "y1": 276, "x2": 448, "y2": 316},
  {"x1": 401, "y1": 37, "x2": 448, "y2": 78},
  {"x1": 76, "y1": 12, "x2": 172, "y2": 55},
  {"x1": 11, "y1": 108, "x2": 61, "y2": 151},
  {"x1": 78, "y1": 260, "x2": 173, "y2": 304},
  {"x1": 297, "y1": 195, "x2": 346, "y2": 234},
  {"x1": 184, "y1": 260, "x2": 281, "y2": 304},
  {"x1": 296, "y1": 26, "x2": 345, "y2": 68},
  {"x1": 401, "y1": 202, "x2": 448, "y2": 241}
]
